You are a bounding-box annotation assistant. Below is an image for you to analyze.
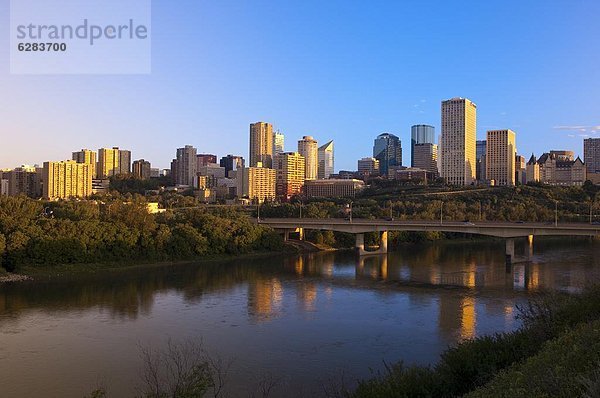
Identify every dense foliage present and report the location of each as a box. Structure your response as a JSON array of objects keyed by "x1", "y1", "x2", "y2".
[
  {"x1": 261, "y1": 182, "x2": 600, "y2": 224},
  {"x1": 0, "y1": 196, "x2": 283, "y2": 271}
]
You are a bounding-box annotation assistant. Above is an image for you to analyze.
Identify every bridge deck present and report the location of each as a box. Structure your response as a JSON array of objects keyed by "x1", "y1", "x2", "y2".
[{"x1": 258, "y1": 218, "x2": 600, "y2": 238}]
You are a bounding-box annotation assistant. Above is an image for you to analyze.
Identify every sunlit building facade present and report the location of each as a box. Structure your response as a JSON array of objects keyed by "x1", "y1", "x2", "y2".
[
  {"x1": 317, "y1": 140, "x2": 334, "y2": 179},
  {"x1": 441, "y1": 98, "x2": 477, "y2": 185},
  {"x1": 275, "y1": 152, "x2": 305, "y2": 200},
  {"x1": 486, "y1": 129, "x2": 516, "y2": 186},
  {"x1": 298, "y1": 136, "x2": 318, "y2": 181},
  {"x1": 250, "y1": 122, "x2": 274, "y2": 168},
  {"x1": 43, "y1": 160, "x2": 93, "y2": 200}
]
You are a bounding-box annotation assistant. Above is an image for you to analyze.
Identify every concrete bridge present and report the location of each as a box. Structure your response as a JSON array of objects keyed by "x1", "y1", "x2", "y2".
[{"x1": 258, "y1": 218, "x2": 600, "y2": 263}]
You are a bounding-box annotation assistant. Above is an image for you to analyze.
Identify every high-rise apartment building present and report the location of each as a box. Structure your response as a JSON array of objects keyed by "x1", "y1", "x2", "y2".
[
  {"x1": 240, "y1": 166, "x2": 276, "y2": 203},
  {"x1": 486, "y1": 129, "x2": 516, "y2": 186},
  {"x1": 132, "y1": 159, "x2": 152, "y2": 179},
  {"x1": 249, "y1": 122, "x2": 274, "y2": 168},
  {"x1": 43, "y1": 160, "x2": 93, "y2": 200},
  {"x1": 411, "y1": 125, "x2": 435, "y2": 167},
  {"x1": 317, "y1": 140, "x2": 334, "y2": 179},
  {"x1": 298, "y1": 136, "x2": 318, "y2": 181},
  {"x1": 373, "y1": 133, "x2": 402, "y2": 177},
  {"x1": 97, "y1": 147, "x2": 131, "y2": 178},
  {"x1": 441, "y1": 98, "x2": 477, "y2": 185},
  {"x1": 275, "y1": 152, "x2": 305, "y2": 200},
  {"x1": 584, "y1": 138, "x2": 600, "y2": 174},
  {"x1": 220, "y1": 155, "x2": 245, "y2": 179},
  {"x1": 72, "y1": 149, "x2": 97, "y2": 179},
  {"x1": 1, "y1": 166, "x2": 42, "y2": 198},
  {"x1": 175, "y1": 145, "x2": 198, "y2": 186},
  {"x1": 413, "y1": 143, "x2": 438, "y2": 174},
  {"x1": 273, "y1": 132, "x2": 285, "y2": 155}
]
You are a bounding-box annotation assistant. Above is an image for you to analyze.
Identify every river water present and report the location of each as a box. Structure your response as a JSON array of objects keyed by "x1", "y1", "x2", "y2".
[{"x1": 1, "y1": 238, "x2": 600, "y2": 397}]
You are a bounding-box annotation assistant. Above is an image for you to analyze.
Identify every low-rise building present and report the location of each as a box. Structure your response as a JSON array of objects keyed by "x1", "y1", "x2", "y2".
[
  {"x1": 357, "y1": 157, "x2": 379, "y2": 177},
  {"x1": 303, "y1": 179, "x2": 364, "y2": 198},
  {"x1": 536, "y1": 152, "x2": 586, "y2": 186},
  {"x1": 390, "y1": 167, "x2": 437, "y2": 184}
]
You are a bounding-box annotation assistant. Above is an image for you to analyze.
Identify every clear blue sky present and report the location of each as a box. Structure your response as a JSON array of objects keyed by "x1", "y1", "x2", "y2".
[{"x1": 1, "y1": 0, "x2": 599, "y2": 170}]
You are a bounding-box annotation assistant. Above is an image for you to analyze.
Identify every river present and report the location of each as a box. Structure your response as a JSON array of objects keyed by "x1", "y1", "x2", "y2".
[{"x1": 1, "y1": 238, "x2": 600, "y2": 397}]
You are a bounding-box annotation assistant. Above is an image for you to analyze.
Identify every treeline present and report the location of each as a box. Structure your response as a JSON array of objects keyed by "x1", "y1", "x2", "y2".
[
  {"x1": 0, "y1": 196, "x2": 283, "y2": 271},
  {"x1": 260, "y1": 182, "x2": 600, "y2": 223}
]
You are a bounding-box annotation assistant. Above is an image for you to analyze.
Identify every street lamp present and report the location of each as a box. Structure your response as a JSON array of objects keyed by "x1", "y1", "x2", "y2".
[
  {"x1": 440, "y1": 200, "x2": 444, "y2": 225},
  {"x1": 554, "y1": 200, "x2": 558, "y2": 227},
  {"x1": 349, "y1": 201, "x2": 353, "y2": 223},
  {"x1": 479, "y1": 201, "x2": 482, "y2": 221}
]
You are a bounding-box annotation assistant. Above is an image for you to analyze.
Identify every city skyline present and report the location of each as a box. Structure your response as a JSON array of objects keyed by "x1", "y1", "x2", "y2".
[{"x1": 1, "y1": 2, "x2": 599, "y2": 170}]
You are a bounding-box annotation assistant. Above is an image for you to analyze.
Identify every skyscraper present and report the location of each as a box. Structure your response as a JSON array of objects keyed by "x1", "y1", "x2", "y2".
[
  {"x1": 411, "y1": 125, "x2": 435, "y2": 167},
  {"x1": 175, "y1": 145, "x2": 198, "y2": 186},
  {"x1": 486, "y1": 129, "x2": 516, "y2": 186},
  {"x1": 97, "y1": 147, "x2": 131, "y2": 178},
  {"x1": 373, "y1": 133, "x2": 402, "y2": 177},
  {"x1": 317, "y1": 140, "x2": 334, "y2": 179},
  {"x1": 273, "y1": 132, "x2": 285, "y2": 155},
  {"x1": 249, "y1": 122, "x2": 274, "y2": 168},
  {"x1": 275, "y1": 152, "x2": 305, "y2": 200},
  {"x1": 298, "y1": 136, "x2": 318, "y2": 181},
  {"x1": 441, "y1": 98, "x2": 477, "y2": 185},
  {"x1": 72, "y1": 149, "x2": 97, "y2": 179},
  {"x1": 584, "y1": 138, "x2": 600, "y2": 174}
]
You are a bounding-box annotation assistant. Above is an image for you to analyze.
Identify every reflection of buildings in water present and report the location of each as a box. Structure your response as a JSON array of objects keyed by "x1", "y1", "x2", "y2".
[
  {"x1": 297, "y1": 282, "x2": 318, "y2": 311},
  {"x1": 247, "y1": 278, "x2": 283, "y2": 321},
  {"x1": 294, "y1": 256, "x2": 304, "y2": 276},
  {"x1": 288, "y1": 253, "x2": 336, "y2": 278},
  {"x1": 504, "y1": 305, "x2": 515, "y2": 329},
  {"x1": 324, "y1": 286, "x2": 333, "y2": 300},
  {"x1": 355, "y1": 255, "x2": 388, "y2": 280},
  {"x1": 460, "y1": 296, "x2": 476, "y2": 340},
  {"x1": 439, "y1": 294, "x2": 477, "y2": 341},
  {"x1": 436, "y1": 260, "x2": 477, "y2": 288}
]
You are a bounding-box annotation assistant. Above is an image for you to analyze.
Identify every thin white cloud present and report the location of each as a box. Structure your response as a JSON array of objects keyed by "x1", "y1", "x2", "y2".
[{"x1": 554, "y1": 125, "x2": 600, "y2": 131}]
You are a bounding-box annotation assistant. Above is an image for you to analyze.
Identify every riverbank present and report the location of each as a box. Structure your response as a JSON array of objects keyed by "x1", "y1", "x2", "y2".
[
  {"x1": 344, "y1": 285, "x2": 600, "y2": 398},
  {"x1": 5, "y1": 250, "x2": 291, "y2": 282}
]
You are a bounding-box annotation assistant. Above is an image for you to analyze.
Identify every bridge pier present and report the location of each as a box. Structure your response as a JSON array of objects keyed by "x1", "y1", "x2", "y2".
[
  {"x1": 356, "y1": 231, "x2": 388, "y2": 256},
  {"x1": 505, "y1": 238, "x2": 515, "y2": 265},
  {"x1": 284, "y1": 230, "x2": 290, "y2": 242},
  {"x1": 298, "y1": 228, "x2": 304, "y2": 241},
  {"x1": 355, "y1": 233, "x2": 365, "y2": 254}
]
